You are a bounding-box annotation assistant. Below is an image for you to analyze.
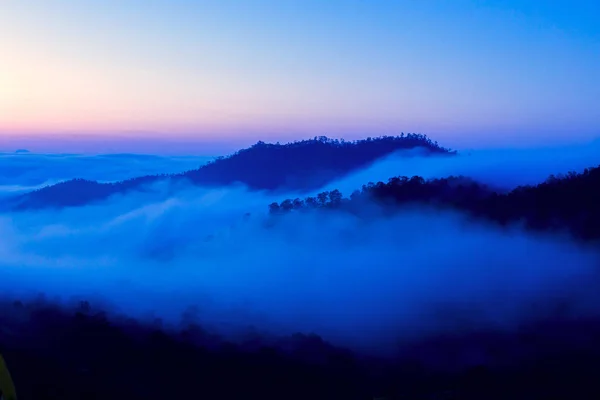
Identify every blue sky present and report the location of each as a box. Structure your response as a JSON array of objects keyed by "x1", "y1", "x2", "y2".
[{"x1": 0, "y1": 0, "x2": 598, "y2": 151}]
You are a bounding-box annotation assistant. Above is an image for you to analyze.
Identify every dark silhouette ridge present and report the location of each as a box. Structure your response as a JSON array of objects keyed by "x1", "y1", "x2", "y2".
[
  {"x1": 177, "y1": 134, "x2": 452, "y2": 190},
  {"x1": 2, "y1": 298, "x2": 600, "y2": 399},
  {"x1": 269, "y1": 165, "x2": 600, "y2": 241},
  {"x1": 8, "y1": 134, "x2": 453, "y2": 210}
]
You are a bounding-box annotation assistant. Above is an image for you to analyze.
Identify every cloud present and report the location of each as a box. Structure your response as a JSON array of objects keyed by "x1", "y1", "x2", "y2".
[
  {"x1": 322, "y1": 140, "x2": 600, "y2": 194},
  {"x1": 0, "y1": 152, "x2": 212, "y2": 196},
  {"x1": 1, "y1": 178, "x2": 599, "y2": 357},
  {"x1": 8, "y1": 138, "x2": 600, "y2": 213}
]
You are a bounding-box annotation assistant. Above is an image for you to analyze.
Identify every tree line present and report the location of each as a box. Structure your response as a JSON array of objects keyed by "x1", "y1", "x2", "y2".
[
  {"x1": 14, "y1": 134, "x2": 453, "y2": 210},
  {"x1": 269, "y1": 165, "x2": 600, "y2": 241}
]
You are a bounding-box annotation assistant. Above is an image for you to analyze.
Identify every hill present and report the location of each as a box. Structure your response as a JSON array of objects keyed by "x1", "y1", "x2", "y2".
[
  {"x1": 2, "y1": 298, "x2": 600, "y2": 399},
  {"x1": 269, "y1": 165, "x2": 600, "y2": 241},
  {"x1": 9, "y1": 134, "x2": 453, "y2": 210}
]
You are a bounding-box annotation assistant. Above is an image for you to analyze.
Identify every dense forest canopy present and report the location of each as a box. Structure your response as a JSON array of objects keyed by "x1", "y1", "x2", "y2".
[
  {"x1": 8, "y1": 134, "x2": 453, "y2": 210},
  {"x1": 180, "y1": 134, "x2": 452, "y2": 189},
  {"x1": 269, "y1": 165, "x2": 600, "y2": 241},
  {"x1": 3, "y1": 286, "x2": 600, "y2": 399}
]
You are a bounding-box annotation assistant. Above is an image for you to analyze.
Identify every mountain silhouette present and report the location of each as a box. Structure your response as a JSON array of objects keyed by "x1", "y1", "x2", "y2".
[{"x1": 9, "y1": 134, "x2": 453, "y2": 210}]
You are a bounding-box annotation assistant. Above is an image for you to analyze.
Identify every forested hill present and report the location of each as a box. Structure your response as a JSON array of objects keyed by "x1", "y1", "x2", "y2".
[
  {"x1": 9, "y1": 134, "x2": 453, "y2": 210},
  {"x1": 269, "y1": 165, "x2": 600, "y2": 241},
  {"x1": 177, "y1": 134, "x2": 452, "y2": 189}
]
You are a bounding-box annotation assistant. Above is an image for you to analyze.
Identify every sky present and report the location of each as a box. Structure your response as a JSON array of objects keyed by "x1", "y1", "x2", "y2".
[{"x1": 1, "y1": 0, "x2": 599, "y2": 153}]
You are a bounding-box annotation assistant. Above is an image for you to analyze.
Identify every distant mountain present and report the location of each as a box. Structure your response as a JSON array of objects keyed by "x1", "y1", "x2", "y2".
[
  {"x1": 270, "y1": 165, "x2": 600, "y2": 241},
  {"x1": 9, "y1": 134, "x2": 454, "y2": 210},
  {"x1": 14, "y1": 149, "x2": 30, "y2": 154}
]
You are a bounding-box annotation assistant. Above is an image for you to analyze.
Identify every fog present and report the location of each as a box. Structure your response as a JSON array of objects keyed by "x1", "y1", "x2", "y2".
[
  {"x1": 1, "y1": 151, "x2": 600, "y2": 356},
  {"x1": 1, "y1": 142, "x2": 600, "y2": 356},
  {"x1": 0, "y1": 152, "x2": 211, "y2": 196},
  {"x1": 325, "y1": 140, "x2": 600, "y2": 195}
]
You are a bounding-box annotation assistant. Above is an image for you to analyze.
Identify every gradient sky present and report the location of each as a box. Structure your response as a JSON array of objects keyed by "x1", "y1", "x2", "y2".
[{"x1": 1, "y1": 0, "x2": 599, "y2": 152}]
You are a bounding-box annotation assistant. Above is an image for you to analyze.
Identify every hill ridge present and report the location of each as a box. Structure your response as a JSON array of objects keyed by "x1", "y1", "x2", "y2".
[
  {"x1": 10, "y1": 134, "x2": 453, "y2": 210},
  {"x1": 269, "y1": 164, "x2": 600, "y2": 240}
]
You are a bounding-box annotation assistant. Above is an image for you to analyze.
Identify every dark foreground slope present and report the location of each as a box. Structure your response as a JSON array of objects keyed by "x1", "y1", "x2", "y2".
[
  {"x1": 9, "y1": 134, "x2": 452, "y2": 210},
  {"x1": 270, "y1": 165, "x2": 600, "y2": 241},
  {"x1": 2, "y1": 299, "x2": 600, "y2": 400}
]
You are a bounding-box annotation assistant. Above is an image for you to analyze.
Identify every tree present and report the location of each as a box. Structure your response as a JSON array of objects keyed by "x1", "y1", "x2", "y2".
[
  {"x1": 388, "y1": 177, "x2": 401, "y2": 186},
  {"x1": 268, "y1": 202, "x2": 281, "y2": 213},
  {"x1": 305, "y1": 197, "x2": 318, "y2": 208},
  {"x1": 281, "y1": 199, "x2": 293, "y2": 211},
  {"x1": 329, "y1": 189, "x2": 343, "y2": 205},
  {"x1": 409, "y1": 176, "x2": 425, "y2": 185},
  {"x1": 317, "y1": 191, "x2": 330, "y2": 205},
  {"x1": 292, "y1": 198, "x2": 304, "y2": 209}
]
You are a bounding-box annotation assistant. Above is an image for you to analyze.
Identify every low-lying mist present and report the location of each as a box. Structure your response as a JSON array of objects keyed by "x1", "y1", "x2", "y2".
[
  {"x1": 0, "y1": 152, "x2": 211, "y2": 196},
  {"x1": 1, "y1": 179, "x2": 599, "y2": 356},
  {"x1": 325, "y1": 141, "x2": 600, "y2": 194}
]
